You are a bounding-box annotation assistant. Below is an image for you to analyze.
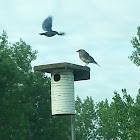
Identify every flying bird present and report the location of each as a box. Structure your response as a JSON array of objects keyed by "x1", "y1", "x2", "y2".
[
  {"x1": 77, "y1": 49, "x2": 100, "y2": 66},
  {"x1": 39, "y1": 16, "x2": 65, "y2": 37}
]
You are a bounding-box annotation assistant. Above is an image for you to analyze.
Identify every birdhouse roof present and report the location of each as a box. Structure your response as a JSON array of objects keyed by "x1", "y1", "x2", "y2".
[{"x1": 34, "y1": 62, "x2": 90, "y2": 81}]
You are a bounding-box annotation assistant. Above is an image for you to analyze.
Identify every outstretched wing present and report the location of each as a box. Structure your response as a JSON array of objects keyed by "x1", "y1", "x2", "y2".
[{"x1": 42, "y1": 16, "x2": 52, "y2": 31}]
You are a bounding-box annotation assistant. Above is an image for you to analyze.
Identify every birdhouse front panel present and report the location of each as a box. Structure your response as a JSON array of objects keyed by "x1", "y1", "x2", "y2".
[{"x1": 51, "y1": 69, "x2": 75, "y2": 115}]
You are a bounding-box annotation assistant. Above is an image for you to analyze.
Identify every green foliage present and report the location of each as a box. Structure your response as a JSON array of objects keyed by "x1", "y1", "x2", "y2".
[
  {"x1": 74, "y1": 89, "x2": 140, "y2": 140},
  {"x1": 96, "y1": 89, "x2": 140, "y2": 140},
  {"x1": 0, "y1": 30, "x2": 37, "y2": 139},
  {"x1": 1, "y1": 30, "x2": 140, "y2": 140},
  {"x1": 129, "y1": 26, "x2": 140, "y2": 66},
  {"x1": 75, "y1": 96, "x2": 97, "y2": 140},
  {"x1": 96, "y1": 99, "x2": 114, "y2": 139},
  {"x1": 0, "y1": 31, "x2": 71, "y2": 140},
  {"x1": 131, "y1": 89, "x2": 140, "y2": 138}
]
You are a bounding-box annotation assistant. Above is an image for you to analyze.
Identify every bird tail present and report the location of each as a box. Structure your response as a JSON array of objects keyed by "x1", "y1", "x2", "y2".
[
  {"x1": 94, "y1": 61, "x2": 100, "y2": 66},
  {"x1": 39, "y1": 33, "x2": 45, "y2": 35},
  {"x1": 57, "y1": 32, "x2": 65, "y2": 35}
]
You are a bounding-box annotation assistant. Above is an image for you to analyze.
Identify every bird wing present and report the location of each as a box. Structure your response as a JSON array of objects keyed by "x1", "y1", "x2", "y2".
[
  {"x1": 42, "y1": 16, "x2": 52, "y2": 31},
  {"x1": 82, "y1": 51, "x2": 90, "y2": 59},
  {"x1": 82, "y1": 50, "x2": 100, "y2": 66}
]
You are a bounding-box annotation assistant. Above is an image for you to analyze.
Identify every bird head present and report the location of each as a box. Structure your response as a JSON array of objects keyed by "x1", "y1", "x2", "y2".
[{"x1": 76, "y1": 49, "x2": 85, "y2": 53}]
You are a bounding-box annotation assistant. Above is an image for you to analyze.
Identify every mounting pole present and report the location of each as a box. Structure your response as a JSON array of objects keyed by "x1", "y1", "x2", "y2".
[{"x1": 71, "y1": 115, "x2": 76, "y2": 140}]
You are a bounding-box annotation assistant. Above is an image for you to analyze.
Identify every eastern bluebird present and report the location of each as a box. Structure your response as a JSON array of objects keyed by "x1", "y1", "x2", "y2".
[
  {"x1": 39, "y1": 16, "x2": 65, "y2": 37},
  {"x1": 77, "y1": 49, "x2": 100, "y2": 66}
]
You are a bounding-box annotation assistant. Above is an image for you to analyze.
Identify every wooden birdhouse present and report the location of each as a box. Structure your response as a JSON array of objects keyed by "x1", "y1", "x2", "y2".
[{"x1": 34, "y1": 62, "x2": 90, "y2": 115}]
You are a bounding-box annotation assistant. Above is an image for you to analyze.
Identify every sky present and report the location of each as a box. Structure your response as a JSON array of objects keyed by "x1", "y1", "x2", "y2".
[{"x1": 0, "y1": 0, "x2": 140, "y2": 102}]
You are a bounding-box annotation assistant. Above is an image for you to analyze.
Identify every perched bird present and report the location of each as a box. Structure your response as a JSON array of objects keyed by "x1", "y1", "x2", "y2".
[
  {"x1": 77, "y1": 49, "x2": 100, "y2": 66},
  {"x1": 39, "y1": 16, "x2": 65, "y2": 37}
]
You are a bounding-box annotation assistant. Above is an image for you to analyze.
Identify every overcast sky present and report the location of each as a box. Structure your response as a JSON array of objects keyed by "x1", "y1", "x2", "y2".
[{"x1": 0, "y1": 0, "x2": 140, "y2": 102}]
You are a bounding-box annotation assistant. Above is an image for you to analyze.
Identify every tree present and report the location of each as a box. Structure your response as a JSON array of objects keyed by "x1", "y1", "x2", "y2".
[
  {"x1": 129, "y1": 26, "x2": 140, "y2": 66},
  {"x1": 0, "y1": 31, "x2": 71, "y2": 140},
  {"x1": 96, "y1": 99, "x2": 117, "y2": 140},
  {"x1": 1, "y1": 29, "x2": 140, "y2": 140},
  {"x1": 0, "y1": 31, "x2": 37, "y2": 140},
  {"x1": 96, "y1": 89, "x2": 140, "y2": 140},
  {"x1": 75, "y1": 96, "x2": 97, "y2": 140},
  {"x1": 130, "y1": 89, "x2": 140, "y2": 139}
]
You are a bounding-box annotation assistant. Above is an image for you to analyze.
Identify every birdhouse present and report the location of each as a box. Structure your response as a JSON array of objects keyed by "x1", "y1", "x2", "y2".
[{"x1": 34, "y1": 62, "x2": 90, "y2": 115}]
